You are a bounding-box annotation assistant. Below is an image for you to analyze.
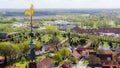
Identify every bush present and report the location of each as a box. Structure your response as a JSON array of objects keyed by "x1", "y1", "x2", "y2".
[
  {"x1": 69, "y1": 57, "x2": 78, "y2": 64},
  {"x1": 21, "y1": 57, "x2": 26, "y2": 63}
]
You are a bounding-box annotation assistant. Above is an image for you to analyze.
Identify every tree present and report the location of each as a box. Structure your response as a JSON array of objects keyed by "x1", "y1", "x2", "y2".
[
  {"x1": 45, "y1": 25, "x2": 58, "y2": 33},
  {"x1": 53, "y1": 53, "x2": 62, "y2": 65},
  {"x1": 79, "y1": 38, "x2": 86, "y2": 46},
  {"x1": 34, "y1": 40, "x2": 41, "y2": 50},
  {"x1": 21, "y1": 57, "x2": 26, "y2": 63},
  {"x1": 0, "y1": 42, "x2": 20, "y2": 65},
  {"x1": 86, "y1": 55, "x2": 101, "y2": 65},
  {"x1": 48, "y1": 36, "x2": 60, "y2": 51},
  {"x1": 19, "y1": 40, "x2": 30, "y2": 54},
  {"x1": 69, "y1": 57, "x2": 78, "y2": 64},
  {"x1": 11, "y1": 17, "x2": 18, "y2": 22},
  {"x1": 60, "y1": 48, "x2": 70, "y2": 60}
]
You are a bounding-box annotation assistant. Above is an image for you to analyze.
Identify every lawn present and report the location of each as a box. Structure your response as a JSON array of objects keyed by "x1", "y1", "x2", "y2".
[
  {"x1": 82, "y1": 60, "x2": 89, "y2": 65},
  {"x1": 104, "y1": 42, "x2": 108, "y2": 46},
  {"x1": 14, "y1": 61, "x2": 28, "y2": 68},
  {"x1": 36, "y1": 54, "x2": 46, "y2": 62}
]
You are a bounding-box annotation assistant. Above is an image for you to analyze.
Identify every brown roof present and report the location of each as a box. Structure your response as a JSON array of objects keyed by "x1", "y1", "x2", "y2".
[
  {"x1": 60, "y1": 62, "x2": 72, "y2": 68},
  {"x1": 77, "y1": 47, "x2": 94, "y2": 51},
  {"x1": 0, "y1": 56, "x2": 4, "y2": 60},
  {"x1": 102, "y1": 50, "x2": 113, "y2": 54},
  {"x1": 96, "y1": 54, "x2": 112, "y2": 60},
  {"x1": 97, "y1": 50, "x2": 113, "y2": 54},
  {"x1": 48, "y1": 45, "x2": 56, "y2": 51},
  {"x1": 71, "y1": 51, "x2": 80, "y2": 59},
  {"x1": 76, "y1": 47, "x2": 94, "y2": 53},
  {"x1": 6, "y1": 66, "x2": 20, "y2": 68},
  {"x1": 37, "y1": 57, "x2": 54, "y2": 68}
]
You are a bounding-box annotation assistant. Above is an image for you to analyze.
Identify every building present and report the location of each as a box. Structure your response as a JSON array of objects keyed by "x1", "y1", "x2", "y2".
[
  {"x1": 0, "y1": 56, "x2": 4, "y2": 64},
  {"x1": 60, "y1": 62, "x2": 72, "y2": 68},
  {"x1": 0, "y1": 33, "x2": 8, "y2": 39},
  {"x1": 53, "y1": 20, "x2": 75, "y2": 29},
  {"x1": 72, "y1": 27, "x2": 120, "y2": 35},
  {"x1": 37, "y1": 57, "x2": 54, "y2": 68}
]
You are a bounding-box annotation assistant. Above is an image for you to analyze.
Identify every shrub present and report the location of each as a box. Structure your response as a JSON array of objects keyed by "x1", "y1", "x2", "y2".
[
  {"x1": 21, "y1": 57, "x2": 26, "y2": 63},
  {"x1": 69, "y1": 57, "x2": 78, "y2": 64}
]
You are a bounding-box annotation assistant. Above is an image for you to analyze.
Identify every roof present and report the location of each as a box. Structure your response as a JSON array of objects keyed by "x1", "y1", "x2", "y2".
[
  {"x1": 48, "y1": 45, "x2": 56, "y2": 51},
  {"x1": 6, "y1": 66, "x2": 20, "y2": 68},
  {"x1": 96, "y1": 54, "x2": 112, "y2": 60},
  {"x1": 0, "y1": 33, "x2": 8, "y2": 39},
  {"x1": 72, "y1": 27, "x2": 120, "y2": 34},
  {"x1": 37, "y1": 57, "x2": 54, "y2": 68},
  {"x1": 60, "y1": 62, "x2": 72, "y2": 68},
  {"x1": 71, "y1": 51, "x2": 80, "y2": 59},
  {"x1": 76, "y1": 47, "x2": 93, "y2": 51},
  {"x1": 97, "y1": 50, "x2": 113, "y2": 54},
  {"x1": 0, "y1": 56, "x2": 4, "y2": 60}
]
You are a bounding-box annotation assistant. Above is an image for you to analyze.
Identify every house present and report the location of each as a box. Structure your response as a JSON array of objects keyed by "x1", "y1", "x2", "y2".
[
  {"x1": 72, "y1": 27, "x2": 120, "y2": 34},
  {"x1": 37, "y1": 57, "x2": 54, "y2": 68},
  {"x1": 87, "y1": 49, "x2": 120, "y2": 68},
  {"x1": 0, "y1": 33, "x2": 8, "y2": 39},
  {"x1": 12, "y1": 23, "x2": 25, "y2": 28},
  {"x1": 48, "y1": 45, "x2": 56, "y2": 52},
  {"x1": 41, "y1": 45, "x2": 49, "y2": 52},
  {"x1": 112, "y1": 48, "x2": 120, "y2": 52},
  {"x1": 0, "y1": 56, "x2": 4, "y2": 64},
  {"x1": 6, "y1": 66, "x2": 20, "y2": 68},
  {"x1": 116, "y1": 53, "x2": 120, "y2": 64},
  {"x1": 60, "y1": 62, "x2": 72, "y2": 68},
  {"x1": 76, "y1": 47, "x2": 94, "y2": 54}
]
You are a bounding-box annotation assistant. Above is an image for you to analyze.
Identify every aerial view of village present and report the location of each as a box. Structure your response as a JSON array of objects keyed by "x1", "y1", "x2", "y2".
[{"x1": 1, "y1": 0, "x2": 120, "y2": 68}]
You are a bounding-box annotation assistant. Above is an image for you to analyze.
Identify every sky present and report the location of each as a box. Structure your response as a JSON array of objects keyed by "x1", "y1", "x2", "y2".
[{"x1": 0, "y1": 0, "x2": 120, "y2": 9}]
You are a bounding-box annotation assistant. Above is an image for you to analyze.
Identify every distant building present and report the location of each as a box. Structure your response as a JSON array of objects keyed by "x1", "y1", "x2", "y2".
[
  {"x1": 53, "y1": 20, "x2": 75, "y2": 29},
  {"x1": 72, "y1": 27, "x2": 120, "y2": 36},
  {"x1": 0, "y1": 33, "x2": 8, "y2": 39},
  {"x1": 12, "y1": 23, "x2": 25, "y2": 28}
]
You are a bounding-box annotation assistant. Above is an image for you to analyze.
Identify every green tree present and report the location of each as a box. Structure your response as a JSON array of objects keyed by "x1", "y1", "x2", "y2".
[
  {"x1": 69, "y1": 57, "x2": 78, "y2": 64},
  {"x1": 53, "y1": 53, "x2": 62, "y2": 64},
  {"x1": 0, "y1": 42, "x2": 20, "y2": 65},
  {"x1": 11, "y1": 17, "x2": 18, "y2": 21},
  {"x1": 48, "y1": 36, "x2": 60, "y2": 51},
  {"x1": 19, "y1": 40, "x2": 30, "y2": 54},
  {"x1": 86, "y1": 55, "x2": 101, "y2": 65},
  {"x1": 21, "y1": 57, "x2": 26, "y2": 63},
  {"x1": 45, "y1": 25, "x2": 58, "y2": 33},
  {"x1": 34, "y1": 40, "x2": 41, "y2": 50},
  {"x1": 60, "y1": 48, "x2": 70, "y2": 59}
]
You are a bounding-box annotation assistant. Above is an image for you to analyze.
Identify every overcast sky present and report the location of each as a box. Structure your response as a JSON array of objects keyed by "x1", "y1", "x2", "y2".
[{"x1": 0, "y1": 0, "x2": 120, "y2": 9}]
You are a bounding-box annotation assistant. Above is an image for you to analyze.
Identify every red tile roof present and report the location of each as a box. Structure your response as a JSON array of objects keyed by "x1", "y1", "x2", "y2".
[
  {"x1": 60, "y1": 62, "x2": 72, "y2": 68},
  {"x1": 0, "y1": 56, "x2": 4, "y2": 60},
  {"x1": 37, "y1": 57, "x2": 54, "y2": 68},
  {"x1": 6, "y1": 66, "x2": 20, "y2": 68}
]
